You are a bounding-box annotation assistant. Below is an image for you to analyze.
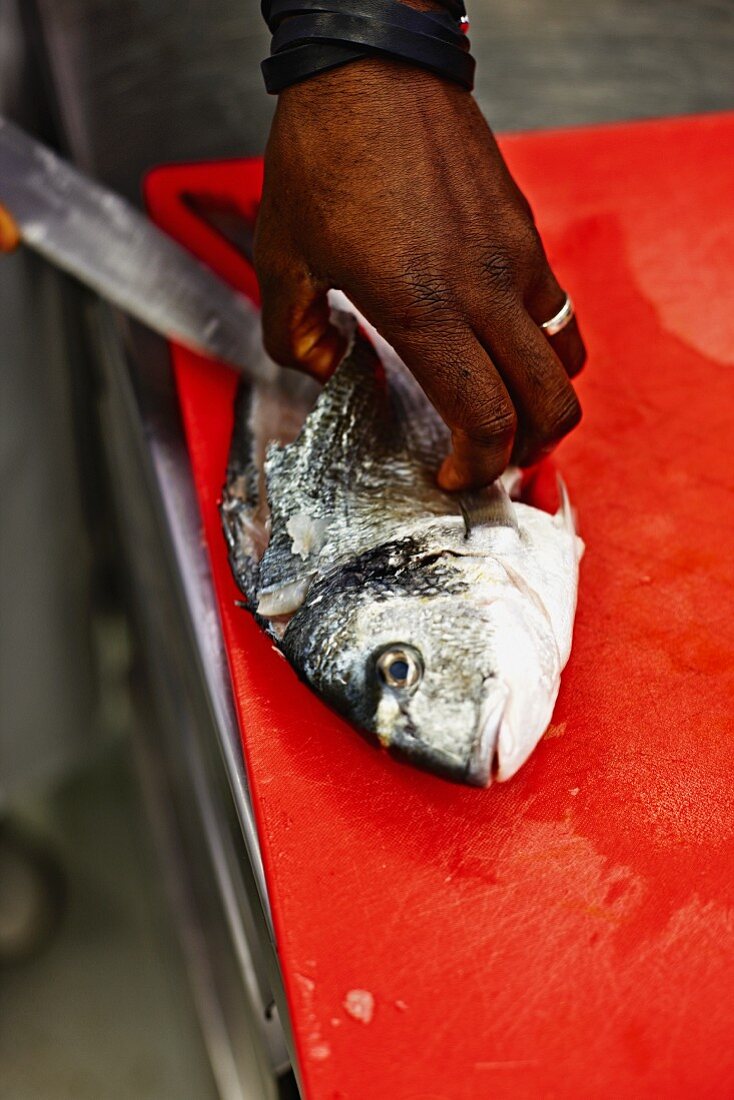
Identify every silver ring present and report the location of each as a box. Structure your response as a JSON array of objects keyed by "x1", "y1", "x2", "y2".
[{"x1": 540, "y1": 294, "x2": 574, "y2": 336}]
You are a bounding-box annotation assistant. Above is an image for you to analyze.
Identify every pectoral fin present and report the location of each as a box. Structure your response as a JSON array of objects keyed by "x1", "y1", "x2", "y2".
[{"x1": 460, "y1": 480, "x2": 520, "y2": 538}]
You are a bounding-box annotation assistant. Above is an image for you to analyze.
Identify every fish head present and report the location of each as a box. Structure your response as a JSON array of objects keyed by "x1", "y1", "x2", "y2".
[{"x1": 281, "y1": 538, "x2": 562, "y2": 786}]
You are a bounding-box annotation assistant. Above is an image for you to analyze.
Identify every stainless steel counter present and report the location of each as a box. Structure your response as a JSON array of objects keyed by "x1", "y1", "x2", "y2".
[
  {"x1": 26, "y1": 3, "x2": 292, "y2": 1094},
  {"x1": 86, "y1": 304, "x2": 293, "y2": 1099}
]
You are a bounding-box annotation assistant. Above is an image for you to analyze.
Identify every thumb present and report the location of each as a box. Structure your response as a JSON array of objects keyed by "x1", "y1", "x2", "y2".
[{"x1": 256, "y1": 257, "x2": 347, "y2": 382}]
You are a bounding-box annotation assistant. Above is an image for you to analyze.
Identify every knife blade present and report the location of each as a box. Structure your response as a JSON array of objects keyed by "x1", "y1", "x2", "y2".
[{"x1": 0, "y1": 115, "x2": 277, "y2": 382}]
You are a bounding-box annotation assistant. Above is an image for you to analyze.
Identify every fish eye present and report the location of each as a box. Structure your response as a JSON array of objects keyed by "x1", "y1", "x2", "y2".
[{"x1": 376, "y1": 646, "x2": 423, "y2": 691}]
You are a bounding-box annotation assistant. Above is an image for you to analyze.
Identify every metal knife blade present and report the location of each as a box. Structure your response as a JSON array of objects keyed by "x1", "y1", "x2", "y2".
[{"x1": 0, "y1": 115, "x2": 277, "y2": 382}]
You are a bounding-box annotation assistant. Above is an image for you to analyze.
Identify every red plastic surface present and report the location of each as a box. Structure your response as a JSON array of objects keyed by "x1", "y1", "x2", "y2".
[{"x1": 146, "y1": 114, "x2": 734, "y2": 1099}]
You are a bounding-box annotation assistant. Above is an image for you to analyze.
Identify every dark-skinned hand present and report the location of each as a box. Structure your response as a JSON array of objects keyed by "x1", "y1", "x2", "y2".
[{"x1": 254, "y1": 57, "x2": 586, "y2": 490}]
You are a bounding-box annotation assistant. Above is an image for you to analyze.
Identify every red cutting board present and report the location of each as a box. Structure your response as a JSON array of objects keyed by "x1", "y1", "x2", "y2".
[{"x1": 146, "y1": 113, "x2": 734, "y2": 1099}]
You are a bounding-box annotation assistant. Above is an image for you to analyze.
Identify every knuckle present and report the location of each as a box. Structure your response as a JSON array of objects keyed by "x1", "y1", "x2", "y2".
[
  {"x1": 509, "y1": 215, "x2": 544, "y2": 258},
  {"x1": 483, "y1": 295, "x2": 525, "y2": 336},
  {"x1": 479, "y1": 219, "x2": 544, "y2": 294},
  {"x1": 388, "y1": 266, "x2": 458, "y2": 333},
  {"x1": 426, "y1": 347, "x2": 511, "y2": 435},
  {"x1": 470, "y1": 400, "x2": 517, "y2": 448},
  {"x1": 478, "y1": 245, "x2": 516, "y2": 296},
  {"x1": 434, "y1": 352, "x2": 517, "y2": 452},
  {"x1": 540, "y1": 390, "x2": 582, "y2": 443}
]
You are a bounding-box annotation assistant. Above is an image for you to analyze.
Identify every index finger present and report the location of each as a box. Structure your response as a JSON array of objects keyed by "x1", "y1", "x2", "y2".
[{"x1": 382, "y1": 320, "x2": 518, "y2": 490}]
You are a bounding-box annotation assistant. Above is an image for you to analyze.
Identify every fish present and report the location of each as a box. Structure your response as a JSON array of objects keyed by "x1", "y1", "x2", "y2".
[{"x1": 221, "y1": 319, "x2": 583, "y2": 786}]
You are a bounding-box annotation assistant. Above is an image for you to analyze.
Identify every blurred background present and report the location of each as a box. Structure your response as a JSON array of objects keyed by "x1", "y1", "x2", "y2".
[{"x1": 1, "y1": 1, "x2": 732, "y2": 1097}]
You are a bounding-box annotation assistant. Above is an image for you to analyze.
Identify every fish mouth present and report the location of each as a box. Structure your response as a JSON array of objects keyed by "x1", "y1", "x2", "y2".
[
  {"x1": 386, "y1": 683, "x2": 510, "y2": 788},
  {"x1": 389, "y1": 726, "x2": 476, "y2": 785}
]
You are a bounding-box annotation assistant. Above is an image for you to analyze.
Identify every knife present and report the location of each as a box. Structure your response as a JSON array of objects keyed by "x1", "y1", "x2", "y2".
[{"x1": 0, "y1": 115, "x2": 277, "y2": 382}]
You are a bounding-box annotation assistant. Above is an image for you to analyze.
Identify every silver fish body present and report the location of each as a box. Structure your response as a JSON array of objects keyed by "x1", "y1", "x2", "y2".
[{"x1": 221, "y1": 334, "x2": 582, "y2": 786}]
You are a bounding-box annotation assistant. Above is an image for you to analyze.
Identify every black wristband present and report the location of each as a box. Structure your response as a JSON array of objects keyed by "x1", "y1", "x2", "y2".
[
  {"x1": 269, "y1": 12, "x2": 474, "y2": 85},
  {"x1": 261, "y1": 0, "x2": 468, "y2": 29},
  {"x1": 261, "y1": 0, "x2": 474, "y2": 94},
  {"x1": 263, "y1": 0, "x2": 464, "y2": 41}
]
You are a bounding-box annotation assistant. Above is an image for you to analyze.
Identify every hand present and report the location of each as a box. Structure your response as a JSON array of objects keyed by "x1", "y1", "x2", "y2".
[{"x1": 254, "y1": 58, "x2": 586, "y2": 489}]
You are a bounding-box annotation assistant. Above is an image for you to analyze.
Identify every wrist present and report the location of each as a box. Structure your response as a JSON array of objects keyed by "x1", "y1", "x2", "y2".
[
  {"x1": 277, "y1": 52, "x2": 467, "y2": 112},
  {"x1": 271, "y1": 59, "x2": 479, "y2": 184}
]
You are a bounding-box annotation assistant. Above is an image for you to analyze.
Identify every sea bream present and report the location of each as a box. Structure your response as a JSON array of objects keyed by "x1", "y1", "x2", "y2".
[{"x1": 221, "y1": 324, "x2": 582, "y2": 786}]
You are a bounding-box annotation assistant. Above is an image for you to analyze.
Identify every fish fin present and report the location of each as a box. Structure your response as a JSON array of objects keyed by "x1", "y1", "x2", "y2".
[
  {"x1": 459, "y1": 480, "x2": 519, "y2": 537},
  {"x1": 256, "y1": 339, "x2": 387, "y2": 591},
  {"x1": 554, "y1": 475, "x2": 575, "y2": 532},
  {"x1": 328, "y1": 305, "x2": 358, "y2": 356},
  {"x1": 500, "y1": 466, "x2": 523, "y2": 500},
  {"x1": 554, "y1": 475, "x2": 585, "y2": 559},
  {"x1": 328, "y1": 292, "x2": 450, "y2": 463},
  {"x1": 258, "y1": 336, "x2": 446, "y2": 593},
  {"x1": 381, "y1": 350, "x2": 450, "y2": 463}
]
